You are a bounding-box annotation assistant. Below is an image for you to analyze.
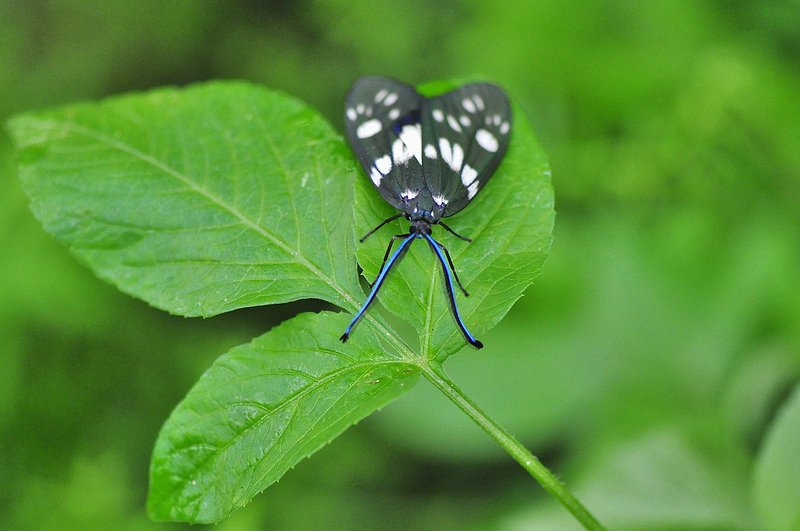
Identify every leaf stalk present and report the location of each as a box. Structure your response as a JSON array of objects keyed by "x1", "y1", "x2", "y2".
[{"x1": 420, "y1": 362, "x2": 606, "y2": 531}]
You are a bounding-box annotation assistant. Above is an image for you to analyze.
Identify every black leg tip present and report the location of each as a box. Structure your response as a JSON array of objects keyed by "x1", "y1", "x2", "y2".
[
  {"x1": 340, "y1": 333, "x2": 349, "y2": 343},
  {"x1": 472, "y1": 339, "x2": 484, "y2": 349}
]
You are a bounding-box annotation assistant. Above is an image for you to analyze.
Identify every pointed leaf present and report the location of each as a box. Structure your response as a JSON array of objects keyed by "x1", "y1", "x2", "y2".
[
  {"x1": 7, "y1": 81, "x2": 361, "y2": 316},
  {"x1": 148, "y1": 311, "x2": 418, "y2": 523}
]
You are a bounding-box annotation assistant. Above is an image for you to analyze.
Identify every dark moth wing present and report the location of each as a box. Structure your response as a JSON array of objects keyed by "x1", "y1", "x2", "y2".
[
  {"x1": 344, "y1": 77, "x2": 424, "y2": 210},
  {"x1": 421, "y1": 83, "x2": 512, "y2": 217},
  {"x1": 342, "y1": 78, "x2": 510, "y2": 349}
]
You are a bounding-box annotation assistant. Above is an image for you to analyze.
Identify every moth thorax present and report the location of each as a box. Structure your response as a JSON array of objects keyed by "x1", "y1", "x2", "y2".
[{"x1": 409, "y1": 219, "x2": 432, "y2": 236}]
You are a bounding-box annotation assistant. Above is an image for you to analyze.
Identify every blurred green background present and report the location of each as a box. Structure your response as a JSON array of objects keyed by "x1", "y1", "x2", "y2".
[{"x1": 2, "y1": 1, "x2": 799, "y2": 529}]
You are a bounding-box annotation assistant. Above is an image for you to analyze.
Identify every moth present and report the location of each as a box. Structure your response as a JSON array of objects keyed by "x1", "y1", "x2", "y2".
[{"x1": 340, "y1": 76, "x2": 512, "y2": 349}]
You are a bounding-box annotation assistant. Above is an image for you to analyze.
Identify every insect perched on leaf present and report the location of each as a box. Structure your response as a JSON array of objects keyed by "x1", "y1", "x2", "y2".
[{"x1": 340, "y1": 76, "x2": 512, "y2": 349}]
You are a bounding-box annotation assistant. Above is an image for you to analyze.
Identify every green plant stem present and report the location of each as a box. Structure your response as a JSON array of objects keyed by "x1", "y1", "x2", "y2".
[{"x1": 420, "y1": 362, "x2": 606, "y2": 531}]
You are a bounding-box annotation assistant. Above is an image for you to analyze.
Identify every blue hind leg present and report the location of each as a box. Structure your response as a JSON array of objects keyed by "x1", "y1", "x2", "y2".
[
  {"x1": 424, "y1": 234, "x2": 483, "y2": 349},
  {"x1": 340, "y1": 233, "x2": 416, "y2": 342}
]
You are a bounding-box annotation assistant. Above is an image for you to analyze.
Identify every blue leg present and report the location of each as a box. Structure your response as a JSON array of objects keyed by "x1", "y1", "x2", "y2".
[
  {"x1": 340, "y1": 233, "x2": 416, "y2": 342},
  {"x1": 424, "y1": 234, "x2": 483, "y2": 349}
]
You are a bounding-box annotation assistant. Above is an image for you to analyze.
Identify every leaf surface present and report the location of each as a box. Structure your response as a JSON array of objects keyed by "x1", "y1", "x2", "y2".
[
  {"x1": 148, "y1": 311, "x2": 417, "y2": 523},
  {"x1": 7, "y1": 82, "x2": 361, "y2": 316},
  {"x1": 8, "y1": 80, "x2": 554, "y2": 523}
]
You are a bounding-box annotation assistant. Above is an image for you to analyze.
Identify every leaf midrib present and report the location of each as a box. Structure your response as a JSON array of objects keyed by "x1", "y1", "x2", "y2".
[
  {"x1": 36, "y1": 118, "x2": 340, "y2": 293},
  {"x1": 252, "y1": 358, "x2": 415, "y2": 495},
  {"x1": 173, "y1": 359, "x2": 412, "y2": 480}
]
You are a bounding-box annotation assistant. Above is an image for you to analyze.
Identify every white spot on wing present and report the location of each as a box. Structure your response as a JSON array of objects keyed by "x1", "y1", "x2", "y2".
[
  {"x1": 357, "y1": 119, "x2": 382, "y2": 139},
  {"x1": 375, "y1": 154, "x2": 392, "y2": 175},
  {"x1": 398, "y1": 124, "x2": 422, "y2": 164},
  {"x1": 374, "y1": 89, "x2": 388, "y2": 103},
  {"x1": 401, "y1": 189, "x2": 420, "y2": 200},
  {"x1": 424, "y1": 144, "x2": 438, "y2": 159},
  {"x1": 346, "y1": 108, "x2": 357, "y2": 121},
  {"x1": 493, "y1": 114, "x2": 502, "y2": 126},
  {"x1": 447, "y1": 115, "x2": 462, "y2": 133},
  {"x1": 439, "y1": 137, "x2": 452, "y2": 166},
  {"x1": 383, "y1": 92, "x2": 399, "y2": 106},
  {"x1": 461, "y1": 164, "x2": 477, "y2": 186},
  {"x1": 356, "y1": 104, "x2": 365, "y2": 113},
  {"x1": 370, "y1": 167, "x2": 382, "y2": 186},
  {"x1": 450, "y1": 143, "x2": 464, "y2": 172},
  {"x1": 462, "y1": 98, "x2": 476, "y2": 113},
  {"x1": 432, "y1": 109, "x2": 444, "y2": 122},
  {"x1": 473, "y1": 94, "x2": 485, "y2": 110},
  {"x1": 475, "y1": 129, "x2": 499, "y2": 152},
  {"x1": 392, "y1": 138, "x2": 406, "y2": 164},
  {"x1": 467, "y1": 181, "x2": 480, "y2": 199},
  {"x1": 433, "y1": 194, "x2": 448, "y2": 206},
  {"x1": 388, "y1": 108, "x2": 400, "y2": 120},
  {"x1": 500, "y1": 121, "x2": 510, "y2": 134}
]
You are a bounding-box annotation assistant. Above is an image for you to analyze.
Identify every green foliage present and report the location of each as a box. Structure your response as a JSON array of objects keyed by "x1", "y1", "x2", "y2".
[
  {"x1": 3, "y1": 1, "x2": 800, "y2": 528},
  {"x1": 8, "y1": 82, "x2": 361, "y2": 316},
  {"x1": 7, "y1": 80, "x2": 553, "y2": 523},
  {"x1": 148, "y1": 312, "x2": 418, "y2": 523}
]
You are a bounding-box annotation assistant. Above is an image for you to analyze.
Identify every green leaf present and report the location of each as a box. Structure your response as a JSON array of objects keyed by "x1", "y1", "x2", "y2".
[
  {"x1": 6, "y1": 81, "x2": 361, "y2": 316},
  {"x1": 754, "y1": 383, "x2": 800, "y2": 531},
  {"x1": 148, "y1": 311, "x2": 418, "y2": 524},
  {"x1": 8, "y1": 80, "x2": 555, "y2": 523},
  {"x1": 353, "y1": 87, "x2": 553, "y2": 360}
]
